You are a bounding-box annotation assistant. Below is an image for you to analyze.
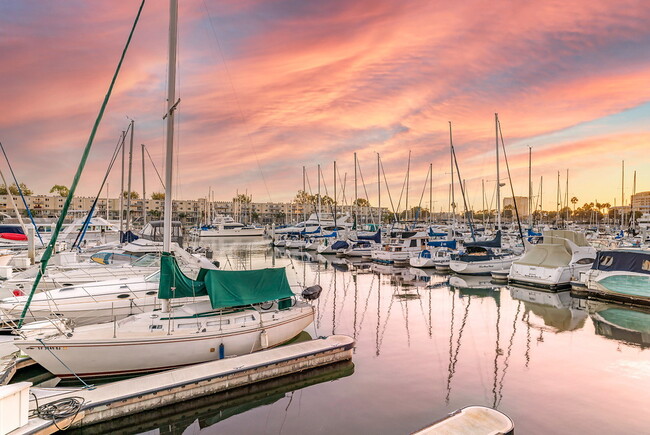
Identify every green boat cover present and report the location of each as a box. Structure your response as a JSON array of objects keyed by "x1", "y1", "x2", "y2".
[{"x1": 158, "y1": 252, "x2": 295, "y2": 309}]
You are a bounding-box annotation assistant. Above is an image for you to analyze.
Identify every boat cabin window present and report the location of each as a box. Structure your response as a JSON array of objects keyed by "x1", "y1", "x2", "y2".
[
  {"x1": 410, "y1": 240, "x2": 418, "y2": 248},
  {"x1": 206, "y1": 319, "x2": 230, "y2": 327},
  {"x1": 599, "y1": 256, "x2": 613, "y2": 267},
  {"x1": 149, "y1": 324, "x2": 163, "y2": 330},
  {"x1": 576, "y1": 258, "x2": 595, "y2": 265},
  {"x1": 177, "y1": 323, "x2": 200, "y2": 329},
  {"x1": 235, "y1": 315, "x2": 255, "y2": 324}
]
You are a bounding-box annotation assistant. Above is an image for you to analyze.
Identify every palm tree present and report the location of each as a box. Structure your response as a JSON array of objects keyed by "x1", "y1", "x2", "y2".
[{"x1": 571, "y1": 196, "x2": 578, "y2": 215}]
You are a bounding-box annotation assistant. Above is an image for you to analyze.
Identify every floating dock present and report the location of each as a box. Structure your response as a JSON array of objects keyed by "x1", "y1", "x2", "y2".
[
  {"x1": 413, "y1": 406, "x2": 514, "y2": 434},
  {"x1": 12, "y1": 334, "x2": 354, "y2": 434}
]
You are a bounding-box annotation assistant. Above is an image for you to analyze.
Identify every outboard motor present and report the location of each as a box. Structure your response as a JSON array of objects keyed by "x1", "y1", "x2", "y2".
[{"x1": 301, "y1": 285, "x2": 322, "y2": 300}]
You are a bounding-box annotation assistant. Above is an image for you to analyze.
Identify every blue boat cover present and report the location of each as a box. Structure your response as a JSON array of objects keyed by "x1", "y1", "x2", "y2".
[
  {"x1": 0, "y1": 224, "x2": 25, "y2": 235},
  {"x1": 356, "y1": 230, "x2": 381, "y2": 244},
  {"x1": 331, "y1": 240, "x2": 349, "y2": 250},
  {"x1": 465, "y1": 231, "x2": 501, "y2": 248},
  {"x1": 592, "y1": 250, "x2": 650, "y2": 275},
  {"x1": 120, "y1": 230, "x2": 139, "y2": 243}
]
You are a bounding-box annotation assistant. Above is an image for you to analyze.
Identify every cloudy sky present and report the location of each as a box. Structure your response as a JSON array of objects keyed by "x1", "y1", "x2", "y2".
[{"x1": 1, "y1": 0, "x2": 649, "y2": 212}]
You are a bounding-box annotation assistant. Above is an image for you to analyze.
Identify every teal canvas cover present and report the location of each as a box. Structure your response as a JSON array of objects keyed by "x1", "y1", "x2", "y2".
[
  {"x1": 158, "y1": 252, "x2": 294, "y2": 309},
  {"x1": 203, "y1": 267, "x2": 294, "y2": 309},
  {"x1": 159, "y1": 252, "x2": 208, "y2": 299}
]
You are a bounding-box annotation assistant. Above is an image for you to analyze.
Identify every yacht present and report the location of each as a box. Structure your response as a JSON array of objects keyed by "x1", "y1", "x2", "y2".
[
  {"x1": 508, "y1": 230, "x2": 596, "y2": 290},
  {"x1": 371, "y1": 231, "x2": 429, "y2": 264},
  {"x1": 193, "y1": 215, "x2": 264, "y2": 237},
  {"x1": 449, "y1": 231, "x2": 520, "y2": 275},
  {"x1": 575, "y1": 249, "x2": 650, "y2": 305}
]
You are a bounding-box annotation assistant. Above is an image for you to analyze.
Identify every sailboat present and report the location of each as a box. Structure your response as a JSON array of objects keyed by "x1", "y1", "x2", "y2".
[
  {"x1": 449, "y1": 115, "x2": 521, "y2": 275},
  {"x1": 13, "y1": 0, "x2": 314, "y2": 379},
  {"x1": 14, "y1": 253, "x2": 314, "y2": 378}
]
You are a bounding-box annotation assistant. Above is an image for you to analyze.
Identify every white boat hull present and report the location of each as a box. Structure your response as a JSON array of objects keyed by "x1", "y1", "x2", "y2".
[
  {"x1": 199, "y1": 227, "x2": 264, "y2": 237},
  {"x1": 450, "y1": 256, "x2": 518, "y2": 275},
  {"x1": 16, "y1": 304, "x2": 314, "y2": 378}
]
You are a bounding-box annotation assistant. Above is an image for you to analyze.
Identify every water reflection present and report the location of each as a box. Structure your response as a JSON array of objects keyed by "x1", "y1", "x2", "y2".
[
  {"x1": 71, "y1": 361, "x2": 354, "y2": 435},
  {"x1": 510, "y1": 287, "x2": 588, "y2": 333},
  {"x1": 588, "y1": 301, "x2": 650, "y2": 349},
  {"x1": 94, "y1": 238, "x2": 650, "y2": 434}
]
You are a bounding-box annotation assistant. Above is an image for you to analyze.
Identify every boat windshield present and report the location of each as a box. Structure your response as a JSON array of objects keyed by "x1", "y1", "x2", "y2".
[
  {"x1": 145, "y1": 271, "x2": 161, "y2": 282},
  {"x1": 131, "y1": 253, "x2": 161, "y2": 267}
]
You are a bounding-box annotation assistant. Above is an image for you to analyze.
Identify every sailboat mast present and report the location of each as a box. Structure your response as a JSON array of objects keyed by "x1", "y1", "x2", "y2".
[
  {"x1": 141, "y1": 143, "x2": 146, "y2": 226},
  {"x1": 377, "y1": 153, "x2": 381, "y2": 225},
  {"x1": 302, "y1": 165, "x2": 306, "y2": 223},
  {"x1": 354, "y1": 152, "x2": 358, "y2": 226},
  {"x1": 163, "y1": 0, "x2": 178, "y2": 254},
  {"x1": 406, "y1": 150, "x2": 410, "y2": 222},
  {"x1": 621, "y1": 160, "x2": 625, "y2": 227},
  {"x1": 334, "y1": 161, "x2": 337, "y2": 228},
  {"x1": 495, "y1": 114, "x2": 501, "y2": 231},
  {"x1": 528, "y1": 146, "x2": 532, "y2": 228},
  {"x1": 429, "y1": 162, "x2": 433, "y2": 225},
  {"x1": 482, "y1": 179, "x2": 485, "y2": 228},
  {"x1": 119, "y1": 130, "x2": 125, "y2": 233},
  {"x1": 449, "y1": 122, "x2": 455, "y2": 228},
  {"x1": 126, "y1": 119, "x2": 134, "y2": 232},
  {"x1": 318, "y1": 164, "x2": 321, "y2": 217}
]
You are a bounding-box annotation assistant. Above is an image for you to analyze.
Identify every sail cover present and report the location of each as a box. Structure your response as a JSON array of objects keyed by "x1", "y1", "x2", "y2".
[
  {"x1": 465, "y1": 230, "x2": 501, "y2": 248},
  {"x1": 158, "y1": 252, "x2": 294, "y2": 309}
]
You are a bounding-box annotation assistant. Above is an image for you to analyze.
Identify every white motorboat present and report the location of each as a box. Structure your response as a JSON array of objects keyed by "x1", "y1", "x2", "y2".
[
  {"x1": 194, "y1": 215, "x2": 264, "y2": 237},
  {"x1": 449, "y1": 231, "x2": 520, "y2": 275},
  {"x1": 371, "y1": 231, "x2": 429, "y2": 264},
  {"x1": 508, "y1": 230, "x2": 596, "y2": 290},
  {"x1": 575, "y1": 249, "x2": 650, "y2": 304}
]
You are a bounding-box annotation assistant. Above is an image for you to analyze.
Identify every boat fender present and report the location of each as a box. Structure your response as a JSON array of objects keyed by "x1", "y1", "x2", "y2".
[
  {"x1": 219, "y1": 343, "x2": 225, "y2": 359},
  {"x1": 260, "y1": 330, "x2": 269, "y2": 349},
  {"x1": 301, "y1": 285, "x2": 322, "y2": 300}
]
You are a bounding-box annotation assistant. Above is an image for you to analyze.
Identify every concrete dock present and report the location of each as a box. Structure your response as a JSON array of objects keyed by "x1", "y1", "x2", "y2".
[{"x1": 12, "y1": 334, "x2": 354, "y2": 434}]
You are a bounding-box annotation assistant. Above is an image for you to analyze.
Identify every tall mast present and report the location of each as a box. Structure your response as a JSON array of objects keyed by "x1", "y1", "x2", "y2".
[
  {"x1": 632, "y1": 170, "x2": 637, "y2": 226},
  {"x1": 119, "y1": 130, "x2": 125, "y2": 234},
  {"x1": 141, "y1": 143, "x2": 146, "y2": 226},
  {"x1": 317, "y1": 164, "x2": 321, "y2": 217},
  {"x1": 528, "y1": 146, "x2": 532, "y2": 227},
  {"x1": 302, "y1": 165, "x2": 306, "y2": 223},
  {"x1": 405, "y1": 150, "x2": 411, "y2": 222},
  {"x1": 163, "y1": 0, "x2": 178, "y2": 256},
  {"x1": 106, "y1": 182, "x2": 109, "y2": 220},
  {"x1": 622, "y1": 160, "x2": 625, "y2": 227},
  {"x1": 482, "y1": 179, "x2": 485, "y2": 228},
  {"x1": 354, "y1": 152, "x2": 358, "y2": 226},
  {"x1": 377, "y1": 153, "x2": 381, "y2": 225},
  {"x1": 556, "y1": 171, "x2": 560, "y2": 226},
  {"x1": 126, "y1": 119, "x2": 134, "y2": 232},
  {"x1": 539, "y1": 175, "x2": 544, "y2": 223},
  {"x1": 449, "y1": 122, "x2": 456, "y2": 228},
  {"x1": 429, "y1": 162, "x2": 433, "y2": 225},
  {"x1": 334, "y1": 161, "x2": 337, "y2": 228},
  {"x1": 495, "y1": 114, "x2": 501, "y2": 231}
]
